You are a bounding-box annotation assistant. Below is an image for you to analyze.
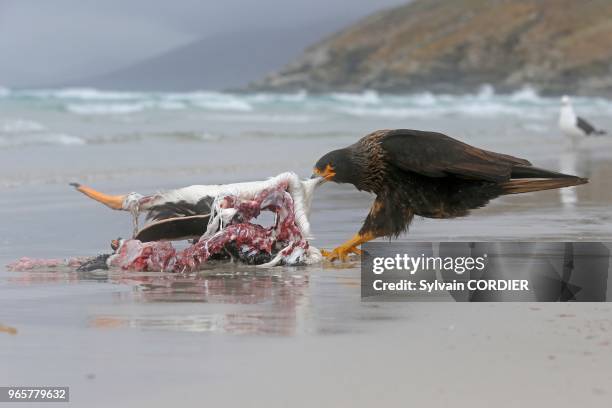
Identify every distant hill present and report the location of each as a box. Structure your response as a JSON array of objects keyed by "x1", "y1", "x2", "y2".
[
  {"x1": 69, "y1": 21, "x2": 344, "y2": 91},
  {"x1": 252, "y1": 0, "x2": 612, "y2": 95}
]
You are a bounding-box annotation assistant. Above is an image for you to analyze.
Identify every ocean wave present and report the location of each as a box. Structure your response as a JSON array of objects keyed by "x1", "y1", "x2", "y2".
[
  {"x1": 143, "y1": 131, "x2": 223, "y2": 142},
  {"x1": 401, "y1": 92, "x2": 438, "y2": 106},
  {"x1": 65, "y1": 102, "x2": 148, "y2": 115},
  {"x1": 47, "y1": 134, "x2": 86, "y2": 145},
  {"x1": 0, "y1": 133, "x2": 85, "y2": 148},
  {"x1": 336, "y1": 102, "x2": 531, "y2": 118},
  {"x1": 330, "y1": 90, "x2": 381, "y2": 105},
  {"x1": 336, "y1": 106, "x2": 423, "y2": 118},
  {"x1": 194, "y1": 132, "x2": 221, "y2": 142},
  {"x1": 3, "y1": 85, "x2": 612, "y2": 120},
  {"x1": 21, "y1": 88, "x2": 145, "y2": 100},
  {"x1": 155, "y1": 100, "x2": 187, "y2": 110},
  {"x1": 204, "y1": 113, "x2": 318, "y2": 123},
  {"x1": 0, "y1": 119, "x2": 46, "y2": 133},
  {"x1": 192, "y1": 98, "x2": 252, "y2": 112},
  {"x1": 509, "y1": 86, "x2": 541, "y2": 102},
  {"x1": 475, "y1": 84, "x2": 495, "y2": 99},
  {"x1": 246, "y1": 90, "x2": 308, "y2": 104},
  {"x1": 164, "y1": 91, "x2": 254, "y2": 111},
  {"x1": 0, "y1": 129, "x2": 226, "y2": 148},
  {"x1": 61, "y1": 91, "x2": 255, "y2": 114},
  {"x1": 0, "y1": 116, "x2": 86, "y2": 148},
  {"x1": 332, "y1": 86, "x2": 565, "y2": 118}
]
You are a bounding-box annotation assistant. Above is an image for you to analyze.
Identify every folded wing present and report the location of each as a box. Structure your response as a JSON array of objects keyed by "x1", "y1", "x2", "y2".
[{"x1": 380, "y1": 129, "x2": 533, "y2": 183}]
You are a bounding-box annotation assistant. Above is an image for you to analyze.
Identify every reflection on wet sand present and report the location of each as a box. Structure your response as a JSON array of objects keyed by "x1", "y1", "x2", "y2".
[
  {"x1": 0, "y1": 323, "x2": 17, "y2": 335},
  {"x1": 6, "y1": 263, "x2": 397, "y2": 337},
  {"x1": 558, "y1": 151, "x2": 579, "y2": 208},
  {"x1": 557, "y1": 147, "x2": 598, "y2": 209},
  {"x1": 6, "y1": 269, "x2": 82, "y2": 285},
  {"x1": 106, "y1": 270, "x2": 309, "y2": 336},
  {"x1": 6, "y1": 265, "x2": 311, "y2": 335}
]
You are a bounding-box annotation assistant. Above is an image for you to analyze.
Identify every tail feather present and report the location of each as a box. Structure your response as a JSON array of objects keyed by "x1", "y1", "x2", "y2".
[
  {"x1": 511, "y1": 165, "x2": 577, "y2": 179},
  {"x1": 501, "y1": 177, "x2": 588, "y2": 195}
]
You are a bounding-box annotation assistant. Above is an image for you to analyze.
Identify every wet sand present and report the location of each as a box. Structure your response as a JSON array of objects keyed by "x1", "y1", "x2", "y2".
[
  {"x1": 2, "y1": 266, "x2": 612, "y2": 407},
  {"x1": 2, "y1": 114, "x2": 612, "y2": 406}
]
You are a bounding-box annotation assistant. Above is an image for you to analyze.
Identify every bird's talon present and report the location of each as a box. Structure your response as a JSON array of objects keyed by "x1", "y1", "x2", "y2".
[
  {"x1": 320, "y1": 249, "x2": 333, "y2": 259},
  {"x1": 321, "y1": 246, "x2": 360, "y2": 262},
  {"x1": 320, "y1": 249, "x2": 338, "y2": 261}
]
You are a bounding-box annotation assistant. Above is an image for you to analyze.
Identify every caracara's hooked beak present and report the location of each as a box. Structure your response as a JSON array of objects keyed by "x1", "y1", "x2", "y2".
[
  {"x1": 310, "y1": 174, "x2": 326, "y2": 185},
  {"x1": 70, "y1": 183, "x2": 126, "y2": 210},
  {"x1": 311, "y1": 164, "x2": 336, "y2": 183}
]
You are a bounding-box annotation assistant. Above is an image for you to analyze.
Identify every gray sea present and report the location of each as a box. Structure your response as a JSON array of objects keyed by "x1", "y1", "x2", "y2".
[{"x1": 1, "y1": 86, "x2": 612, "y2": 407}]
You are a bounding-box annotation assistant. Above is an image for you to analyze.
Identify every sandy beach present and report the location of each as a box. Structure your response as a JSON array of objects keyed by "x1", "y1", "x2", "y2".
[{"x1": 2, "y1": 89, "x2": 612, "y2": 406}]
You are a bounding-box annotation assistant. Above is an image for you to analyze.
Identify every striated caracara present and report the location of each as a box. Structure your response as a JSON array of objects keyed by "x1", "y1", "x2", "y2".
[{"x1": 312, "y1": 129, "x2": 588, "y2": 261}]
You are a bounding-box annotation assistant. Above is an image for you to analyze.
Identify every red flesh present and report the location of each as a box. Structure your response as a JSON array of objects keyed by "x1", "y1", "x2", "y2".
[{"x1": 108, "y1": 182, "x2": 309, "y2": 272}]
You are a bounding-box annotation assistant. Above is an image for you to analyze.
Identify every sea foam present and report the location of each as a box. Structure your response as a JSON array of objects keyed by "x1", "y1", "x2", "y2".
[{"x1": 3, "y1": 85, "x2": 612, "y2": 120}]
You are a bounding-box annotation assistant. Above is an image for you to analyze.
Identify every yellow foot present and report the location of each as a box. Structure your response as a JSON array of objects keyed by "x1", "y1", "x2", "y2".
[{"x1": 321, "y1": 245, "x2": 362, "y2": 262}]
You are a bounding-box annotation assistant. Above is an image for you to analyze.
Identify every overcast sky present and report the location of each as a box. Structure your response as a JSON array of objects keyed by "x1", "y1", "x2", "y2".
[{"x1": 0, "y1": 0, "x2": 407, "y2": 87}]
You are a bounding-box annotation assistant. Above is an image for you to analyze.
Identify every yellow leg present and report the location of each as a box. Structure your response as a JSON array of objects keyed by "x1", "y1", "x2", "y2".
[{"x1": 321, "y1": 232, "x2": 376, "y2": 262}]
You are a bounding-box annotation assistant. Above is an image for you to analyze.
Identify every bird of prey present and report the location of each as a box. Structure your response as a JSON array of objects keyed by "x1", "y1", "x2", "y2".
[
  {"x1": 312, "y1": 129, "x2": 588, "y2": 261},
  {"x1": 559, "y1": 95, "x2": 606, "y2": 140}
]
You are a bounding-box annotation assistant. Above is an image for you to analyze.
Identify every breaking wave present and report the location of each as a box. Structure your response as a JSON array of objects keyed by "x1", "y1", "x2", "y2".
[
  {"x1": 66, "y1": 102, "x2": 149, "y2": 115},
  {"x1": 0, "y1": 118, "x2": 84, "y2": 148},
  {"x1": 1, "y1": 85, "x2": 610, "y2": 150},
  {"x1": 5, "y1": 84, "x2": 611, "y2": 119},
  {"x1": 60, "y1": 91, "x2": 255, "y2": 114},
  {"x1": 0, "y1": 133, "x2": 85, "y2": 148},
  {"x1": 21, "y1": 88, "x2": 145, "y2": 100},
  {"x1": 0, "y1": 119, "x2": 46, "y2": 133},
  {"x1": 330, "y1": 90, "x2": 381, "y2": 105},
  {"x1": 3, "y1": 85, "x2": 611, "y2": 118}
]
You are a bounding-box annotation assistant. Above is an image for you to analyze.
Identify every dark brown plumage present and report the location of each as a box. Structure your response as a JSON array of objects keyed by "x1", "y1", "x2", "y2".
[{"x1": 312, "y1": 129, "x2": 588, "y2": 261}]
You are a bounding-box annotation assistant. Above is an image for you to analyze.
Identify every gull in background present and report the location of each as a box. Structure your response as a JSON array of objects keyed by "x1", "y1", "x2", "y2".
[{"x1": 559, "y1": 95, "x2": 606, "y2": 142}]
